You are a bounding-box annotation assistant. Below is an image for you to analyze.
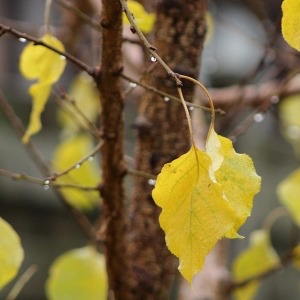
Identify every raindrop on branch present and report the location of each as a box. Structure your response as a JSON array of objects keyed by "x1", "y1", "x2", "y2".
[
  {"x1": 148, "y1": 179, "x2": 156, "y2": 186},
  {"x1": 18, "y1": 37, "x2": 27, "y2": 43},
  {"x1": 164, "y1": 97, "x2": 170, "y2": 102},
  {"x1": 75, "y1": 163, "x2": 81, "y2": 169},
  {"x1": 129, "y1": 82, "x2": 137, "y2": 88},
  {"x1": 253, "y1": 113, "x2": 265, "y2": 123},
  {"x1": 150, "y1": 56, "x2": 157, "y2": 62}
]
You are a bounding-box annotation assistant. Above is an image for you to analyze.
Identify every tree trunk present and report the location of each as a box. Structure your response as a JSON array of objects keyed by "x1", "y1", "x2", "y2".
[
  {"x1": 128, "y1": 1, "x2": 207, "y2": 298},
  {"x1": 98, "y1": 1, "x2": 130, "y2": 299}
]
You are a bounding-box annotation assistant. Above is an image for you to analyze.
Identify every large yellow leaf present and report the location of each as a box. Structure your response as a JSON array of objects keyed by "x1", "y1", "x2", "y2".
[
  {"x1": 57, "y1": 72, "x2": 100, "y2": 135},
  {"x1": 281, "y1": 0, "x2": 300, "y2": 51},
  {"x1": 152, "y1": 146, "x2": 237, "y2": 282},
  {"x1": 207, "y1": 130, "x2": 261, "y2": 238},
  {"x1": 46, "y1": 246, "x2": 107, "y2": 300},
  {"x1": 0, "y1": 218, "x2": 24, "y2": 290},
  {"x1": 277, "y1": 168, "x2": 300, "y2": 226},
  {"x1": 52, "y1": 134, "x2": 100, "y2": 210},
  {"x1": 153, "y1": 127, "x2": 261, "y2": 282},
  {"x1": 232, "y1": 230, "x2": 280, "y2": 300},
  {"x1": 123, "y1": 0, "x2": 156, "y2": 34},
  {"x1": 20, "y1": 34, "x2": 66, "y2": 143}
]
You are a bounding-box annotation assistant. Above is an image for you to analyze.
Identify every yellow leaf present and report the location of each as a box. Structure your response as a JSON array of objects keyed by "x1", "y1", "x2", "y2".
[
  {"x1": 58, "y1": 72, "x2": 100, "y2": 135},
  {"x1": 152, "y1": 145, "x2": 237, "y2": 282},
  {"x1": 206, "y1": 130, "x2": 261, "y2": 238},
  {"x1": 52, "y1": 134, "x2": 100, "y2": 210},
  {"x1": 46, "y1": 246, "x2": 107, "y2": 300},
  {"x1": 153, "y1": 127, "x2": 261, "y2": 282},
  {"x1": 20, "y1": 34, "x2": 66, "y2": 82},
  {"x1": 22, "y1": 83, "x2": 51, "y2": 143},
  {"x1": 0, "y1": 218, "x2": 24, "y2": 289},
  {"x1": 277, "y1": 168, "x2": 300, "y2": 226},
  {"x1": 232, "y1": 230, "x2": 280, "y2": 300},
  {"x1": 123, "y1": 0, "x2": 156, "y2": 34},
  {"x1": 20, "y1": 34, "x2": 66, "y2": 143},
  {"x1": 281, "y1": 0, "x2": 300, "y2": 51},
  {"x1": 279, "y1": 95, "x2": 300, "y2": 158}
]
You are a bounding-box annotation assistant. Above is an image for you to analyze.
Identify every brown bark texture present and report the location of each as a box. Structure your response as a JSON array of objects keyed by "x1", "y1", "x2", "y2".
[
  {"x1": 98, "y1": 0, "x2": 129, "y2": 299},
  {"x1": 128, "y1": 1, "x2": 207, "y2": 299}
]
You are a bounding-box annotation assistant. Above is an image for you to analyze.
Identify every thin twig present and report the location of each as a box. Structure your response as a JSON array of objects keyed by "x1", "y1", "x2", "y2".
[
  {"x1": 54, "y1": 89, "x2": 100, "y2": 137},
  {"x1": 0, "y1": 23, "x2": 94, "y2": 76},
  {"x1": 6, "y1": 265, "x2": 38, "y2": 300},
  {"x1": 54, "y1": 0, "x2": 101, "y2": 32},
  {"x1": 0, "y1": 169, "x2": 98, "y2": 191},
  {"x1": 47, "y1": 140, "x2": 103, "y2": 181},
  {"x1": 0, "y1": 90, "x2": 97, "y2": 242},
  {"x1": 121, "y1": 73, "x2": 225, "y2": 114},
  {"x1": 119, "y1": 0, "x2": 183, "y2": 87},
  {"x1": 127, "y1": 169, "x2": 156, "y2": 180}
]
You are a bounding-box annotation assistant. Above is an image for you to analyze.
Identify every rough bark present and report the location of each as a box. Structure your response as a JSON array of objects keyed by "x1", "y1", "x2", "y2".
[
  {"x1": 128, "y1": 1, "x2": 207, "y2": 299},
  {"x1": 98, "y1": 1, "x2": 129, "y2": 299}
]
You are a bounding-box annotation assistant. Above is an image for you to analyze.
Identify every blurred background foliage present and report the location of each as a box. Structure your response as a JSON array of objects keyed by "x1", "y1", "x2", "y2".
[{"x1": 1, "y1": 0, "x2": 300, "y2": 299}]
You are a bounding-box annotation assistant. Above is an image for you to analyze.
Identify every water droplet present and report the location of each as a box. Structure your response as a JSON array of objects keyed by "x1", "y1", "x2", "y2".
[
  {"x1": 164, "y1": 97, "x2": 170, "y2": 102},
  {"x1": 253, "y1": 113, "x2": 264, "y2": 123},
  {"x1": 75, "y1": 163, "x2": 81, "y2": 169},
  {"x1": 88, "y1": 156, "x2": 94, "y2": 161},
  {"x1": 270, "y1": 95, "x2": 279, "y2": 104},
  {"x1": 150, "y1": 56, "x2": 157, "y2": 62},
  {"x1": 189, "y1": 106, "x2": 194, "y2": 111},
  {"x1": 43, "y1": 184, "x2": 50, "y2": 190},
  {"x1": 60, "y1": 55, "x2": 66, "y2": 60},
  {"x1": 129, "y1": 82, "x2": 137, "y2": 88},
  {"x1": 148, "y1": 179, "x2": 156, "y2": 186},
  {"x1": 18, "y1": 37, "x2": 27, "y2": 43},
  {"x1": 44, "y1": 179, "x2": 50, "y2": 185}
]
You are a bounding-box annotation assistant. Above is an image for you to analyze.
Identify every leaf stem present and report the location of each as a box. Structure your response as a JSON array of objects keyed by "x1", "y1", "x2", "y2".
[
  {"x1": 178, "y1": 74, "x2": 215, "y2": 143},
  {"x1": 177, "y1": 87, "x2": 194, "y2": 145}
]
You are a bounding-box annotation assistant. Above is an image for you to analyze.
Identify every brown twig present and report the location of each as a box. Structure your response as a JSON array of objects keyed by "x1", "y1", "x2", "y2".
[
  {"x1": 0, "y1": 23, "x2": 94, "y2": 76},
  {"x1": 0, "y1": 90, "x2": 97, "y2": 242}
]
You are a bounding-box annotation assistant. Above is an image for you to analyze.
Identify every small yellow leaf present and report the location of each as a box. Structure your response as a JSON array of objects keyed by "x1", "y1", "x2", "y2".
[
  {"x1": 277, "y1": 168, "x2": 300, "y2": 226},
  {"x1": 123, "y1": 0, "x2": 156, "y2": 34},
  {"x1": 0, "y1": 218, "x2": 24, "y2": 289},
  {"x1": 20, "y1": 34, "x2": 66, "y2": 82},
  {"x1": 46, "y1": 246, "x2": 107, "y2": 300},
  {"x1": 58, "y1": 72, "x2": 100, "y2": 135},
  {"x1": 232, "y1": 230, "x2": 280, "y2": 300},
  {"x1": 152, "y1": 145, "x2": 237, "y2": 282},
  {"x1": 20, "y1": 34, "x2": 66, "y2": 143},
  {"x1": 281, "y1": 0, "x2": 300, "y2": 51},
  {"x1": 22, "y1": 83, "x2": 51, "y2": 144},
  {"x1": 279, "y1": 95, "x2": 300, "y2": 158},
  {"x1": 52, "y1": 134, "x2": 100, "y2": 210},
  {"x1": 207, "y1": 130, "x2": 261, "y2": 238}
]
